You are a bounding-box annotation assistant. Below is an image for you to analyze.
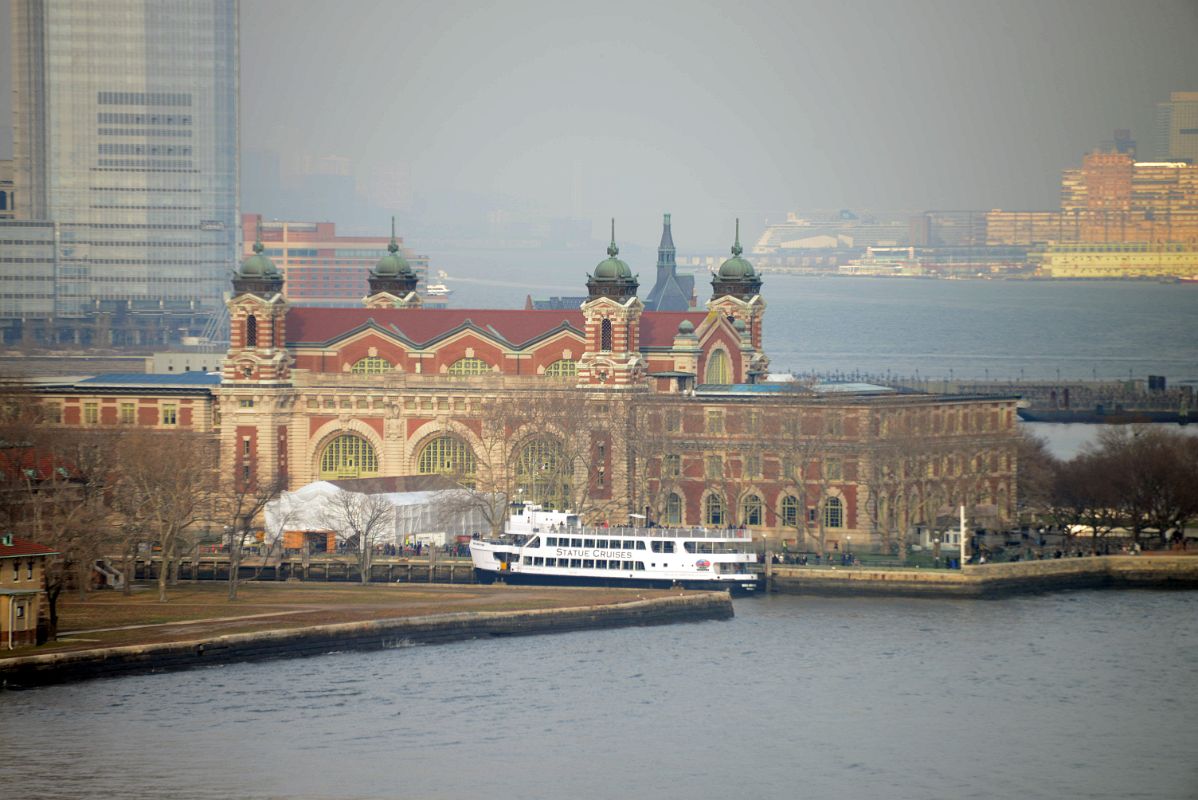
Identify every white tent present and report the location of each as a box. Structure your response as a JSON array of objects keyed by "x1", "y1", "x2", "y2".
[{"x1": 264, "y1": 481, "x2": 491, "y2": 546}]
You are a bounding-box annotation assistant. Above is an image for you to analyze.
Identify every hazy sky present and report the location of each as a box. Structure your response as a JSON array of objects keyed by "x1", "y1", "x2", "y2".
[{"x1": 3, "y1": 0, "x2": 1197, "y2": 248}]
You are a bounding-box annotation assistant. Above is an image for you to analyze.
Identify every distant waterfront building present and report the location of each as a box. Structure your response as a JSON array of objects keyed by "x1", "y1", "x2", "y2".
[
  {"x1": 240, "y1": 215, "x2": 432, "y2": 307},
  {"x1": 3, "y1": 0, "x2": 239, "y2": 347},
  {"x1": 1154, "y1": 91, "x2": 1198, "y2": 163},
  {"x1": 0, "y1": 159, "x2": 14, "y2": 220}
]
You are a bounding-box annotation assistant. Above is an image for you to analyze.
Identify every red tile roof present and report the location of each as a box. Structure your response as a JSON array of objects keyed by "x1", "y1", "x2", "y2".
[
  {"x1": 286, "y1": 308, "x2": 586, "y2": 348},
  {"x1": 0, "y1": 537, "x2": 58, "y2": 558},
  {"x1": 639, "y1": 312, "x2": 709, "y2": 347},
  {"x1": 286, "y1": 307, "x2": 712, "y2": 350}
]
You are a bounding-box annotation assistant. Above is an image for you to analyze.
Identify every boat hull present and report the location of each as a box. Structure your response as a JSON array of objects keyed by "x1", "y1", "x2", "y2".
[{"x1": 474, "y1": 567, "x2": 761, "y2": 595}]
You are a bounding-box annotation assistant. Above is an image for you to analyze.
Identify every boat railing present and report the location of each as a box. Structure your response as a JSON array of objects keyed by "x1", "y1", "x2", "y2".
[{"x1": 504, "y1": 525, "x2": 754, "y2": 541}]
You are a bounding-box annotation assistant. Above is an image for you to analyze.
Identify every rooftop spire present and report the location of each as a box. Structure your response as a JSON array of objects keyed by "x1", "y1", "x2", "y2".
[
  {"x1": 731, "y1": 218, "x2": 742, "y2": 257},
  {"x1": 253, "y1": 214, "x2": 264, "y2": 254},
  {"x1": 388, "y1": 215, "x2": 398, "y2": 254},
  {"x1": 607, "y1": 218, "x2": 619, "y2": 257}
]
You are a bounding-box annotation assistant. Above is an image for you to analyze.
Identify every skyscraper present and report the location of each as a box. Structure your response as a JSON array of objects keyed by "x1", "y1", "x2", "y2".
[
  {"x1": 4, "y1": 0, "x2": 238, "y2": 347},
  {"x1": 1154, "y1": 91, "x2": 1198, "y2": 163}
]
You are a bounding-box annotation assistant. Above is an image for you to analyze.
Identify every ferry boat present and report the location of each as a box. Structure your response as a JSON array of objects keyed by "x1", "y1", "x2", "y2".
[
  {"x1": 470, "y1": 503, "x2": 762, "y2": 594},
  {"x1": 426, "y1": 283, "x2": 453, "y2": 296}
]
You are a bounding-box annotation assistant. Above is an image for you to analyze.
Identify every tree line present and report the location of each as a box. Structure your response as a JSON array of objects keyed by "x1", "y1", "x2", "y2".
[{"x1": 1017, "y1": 426, "x2": 1198, "y2": 551}]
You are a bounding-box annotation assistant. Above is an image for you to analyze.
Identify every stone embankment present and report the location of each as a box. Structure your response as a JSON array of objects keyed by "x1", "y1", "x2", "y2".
[
  {"x1": 767, "y1": 555, "x2": 1198, "y2": 598},
  {"x1": 0, "y1": 592, "x2": 732, "y2": 689}
]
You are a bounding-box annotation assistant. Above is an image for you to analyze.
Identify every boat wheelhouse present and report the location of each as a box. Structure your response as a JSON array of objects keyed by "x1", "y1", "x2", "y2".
[{"x1": 470, "y1": 503, "x2": 762, "y2": 594}]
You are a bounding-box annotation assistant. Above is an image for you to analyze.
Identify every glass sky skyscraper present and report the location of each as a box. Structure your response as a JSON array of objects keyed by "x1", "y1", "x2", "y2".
[{"x1": 6, "y1": 0, "x2": 237, "y2": 346}]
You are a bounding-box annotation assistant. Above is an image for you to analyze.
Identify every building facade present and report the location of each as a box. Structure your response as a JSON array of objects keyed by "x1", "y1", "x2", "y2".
[
  {"x1": 1155, "y1": 91, "x2": 1198, "y2": 163},
  {"x1": 3, "y1": 0, "x2": 239, "y2": 346},
  {"x1": 209, "y1": 224, "x2": 1016, "y2": 550},
  {"x1": 0, "y1": 535, "x2": 57, "y2": 647}
]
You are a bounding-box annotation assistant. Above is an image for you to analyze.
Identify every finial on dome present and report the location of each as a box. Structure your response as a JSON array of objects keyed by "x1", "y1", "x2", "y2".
[
  {"x1": 253, "y1": 214, "x2": 264, "y2": 254},
  {"x1": 731, "y1": 218, "x2": 742, "y2": 257},
  {"x1": 388, "y1": 216, "x2": 398, "y2": 254},
  {"x1": 607, "y1": 218, "x2": 619, "y2": 257}
]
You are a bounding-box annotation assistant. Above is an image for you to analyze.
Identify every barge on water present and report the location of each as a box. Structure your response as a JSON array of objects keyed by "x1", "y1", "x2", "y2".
[{"x1": 471, "y1": 504, "x2": 762, "y2": 594}]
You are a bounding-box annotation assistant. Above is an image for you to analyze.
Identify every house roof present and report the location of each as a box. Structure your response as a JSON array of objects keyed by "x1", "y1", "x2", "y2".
[
  {"x1": 78, "y1": 373, "x2": 222, "y2": 387},
  {"x1": 0, "y1": 447, "x2": 77, "y2": 483},
  {"x1": 286, "y1": 308, "x2": 586, "y2": 348},
  {"x1": 286, "y1": 307, "x2": 712, "y2": 350},
  {"x1": 0, "y1": 537, "x2": 59, "y2": 559}
]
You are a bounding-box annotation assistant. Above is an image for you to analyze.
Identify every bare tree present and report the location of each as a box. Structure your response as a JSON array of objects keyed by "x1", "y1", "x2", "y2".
[
  {"x1": 217, "y1": 474, "x2": 287, "y2": 600},
  {"x1": 115, "y1": 429, "x2": 219, "y2": 602},
  {"x1": 320, "y1": 489, "x2": 395, "y2": 583}
]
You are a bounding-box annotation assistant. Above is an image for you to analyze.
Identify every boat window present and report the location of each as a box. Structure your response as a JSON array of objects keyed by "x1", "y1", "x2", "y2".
[
  {"x1": 635, "y1": 562, "x2": 646, "y2": 571},
  {"x1": 622, "y1": 561, "x2": 633, "y2": 569},
  {"x1": 584, "y1": 539, "x2": 595, "y2": 548},
  {"x1": 566, "y1": 515, "x2": 579, "y2": 527},
  {"x1": 546, "y1": 537, "x2": 557, "y2": 546},
  {"x1": 596, "y1": 539, "x2": 608, "y2": 548},
  {"x1": 623, "y1": 540, "x2": 634, "y2": 549},
  {"x1": 523, "y1": 557, "x2": 533, "y2": 565},
  {"x1": 609, "y1": 561, "x2": 621, "y2": 570},
  {"x1": 594, "y1": 560, "x2": 606, "y2": 569},
  {"x1": 583, "y1": 559, "x2": 594, "y2": 568},
  {"x1": 571, "y1": 538, "x2": 583, "y2": 547},
  {"x1": 545, "y1": 558, "x2": 556, "y2": 567},
  {"x1": 570, "y1": 559, "x2": 582, "y2": 568},
  {"x1": 684, "y1": 542, "x2": 696, "y2": 553},
  {"x1": 663, "y1": 542, "x2": 675, "y2": 554},
  {"x1": 534, "y1": 557, "x2": 543, "y2": 566},
  {"x1": 636, "y1": 541, "x2": 646, "y2": 550},
  {"x1": 526, "y1": 537, "x2": 539, "y2": 548},
  {"x1": 651, "y1": 541, "x2": 662, "y2": 553}
]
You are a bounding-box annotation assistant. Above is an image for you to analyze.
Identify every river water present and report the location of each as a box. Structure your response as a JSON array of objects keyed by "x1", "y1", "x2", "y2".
[{"x1": 3, "y1": 591, "x2": 1196, "y2": 800}]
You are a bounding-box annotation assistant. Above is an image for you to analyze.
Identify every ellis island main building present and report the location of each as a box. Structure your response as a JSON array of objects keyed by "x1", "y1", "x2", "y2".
[{"x1": 45, "y1": 217, "x2": 1018, "y2": 551}]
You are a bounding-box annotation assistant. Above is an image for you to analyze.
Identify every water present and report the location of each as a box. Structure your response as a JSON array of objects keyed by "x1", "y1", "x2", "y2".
[
  {"x1": 435, "y1": 251, "x2": 1198, "y2": 382},
  {"x1": 4, "y1": 591, "x2": 1196, "y2": 799}
]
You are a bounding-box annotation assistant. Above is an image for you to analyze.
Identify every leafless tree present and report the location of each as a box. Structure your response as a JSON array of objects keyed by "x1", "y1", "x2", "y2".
[
  {"x1": 320, "y1": 488, "x2": 395, "y2": 583},
  {"x1": 217, "y1": 474, "x2": 287, "y2": 600}
]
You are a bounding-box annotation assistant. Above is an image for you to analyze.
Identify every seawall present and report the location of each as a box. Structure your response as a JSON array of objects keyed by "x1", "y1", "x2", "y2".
[
  {"x1": 767, "y1": 556, "x2": 1198, "y2": 598},
  {"x1": 0, "y1": 592, "x2": 732, "y2": 689}
]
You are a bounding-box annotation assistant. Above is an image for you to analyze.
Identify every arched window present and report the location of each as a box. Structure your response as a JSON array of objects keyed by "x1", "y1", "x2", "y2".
[
  {"x1": 246, "y1": 315, "x2": 258, "y2": 347},
  {"x1": 319, "y1": 434, "x2": 379, "y2": 479},
  {"x1": 448, "y1": 357, "x2": 490, "y2": 375},
  {"x1": 704, "y1": 494, "x2": 725, "y2": 526},
  {"x1": 781, "y1": 495, "x2": 799, "y2": 527},
  {"x1": 823, "y1": 496, "x2": 843, "y2": 528},
  {"x1": 705, "y1": 349, "x2": 731, "y2": 384},
  {"x1": 517, "y1": 438, "x2": 570, "y2": 509},
  {"x1": 665, "y1": 492, "x2": 683, "y2": 525},
  {"x1": 741, "y1": 493, "x2": 763, "y2": 526},
  {"x1": 351, "y1": 356, "x2": 391, "y2": 375},
  {"x1": 600, "y1": 319, "x2": 613, "y2": 351},
  {"x1": 417, "y1": 436, "x2": 476, "y2": 483},
  {"x1": 544, "y1": 359, "x2": 577, "y2": 379}
]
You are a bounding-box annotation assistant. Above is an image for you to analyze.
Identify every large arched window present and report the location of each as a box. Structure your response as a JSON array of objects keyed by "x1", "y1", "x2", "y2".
[
  {"x1": 665, "y1": 492, "x2": 683, "y2": 525},
  {"x1": 705, "y1": 349, "x2": 731, "y2": 384},
  {"x1": 246, "y1": 315, "x2": 258, "y2": 347},
  {"x1": 448, "y1": 357, "x2": 490, "y2": 375},
  {"x1": 781, "y1": 494, "x2": 799, "y2": 528},
  {"x1": 740, "y1": 494, "x2": 763, "y2": 526},
  {"x1": 319, "y1": 434, "x2": 379, "y2": 479},
  {"x1": 704, "y1": 494, "x2": 725, "y2": 527},
  {"x1": 823, "y1": 496, "x2": 844, "y2": 528},
  {"x1": 351, "y1": 356, "x2": 391, "y2": 375},
  {"x1": 517, "y1": 438, "x2": 570, "y2": 509},
  {"x1": 544, "y1": 359, "x2": 577, "y2": 379},
  {"x1": 600, "y1": 319, "x2": 613, "y2": 352},
  {"x1": 417, "y1": 436, "x2": 476, "y2": 482}
]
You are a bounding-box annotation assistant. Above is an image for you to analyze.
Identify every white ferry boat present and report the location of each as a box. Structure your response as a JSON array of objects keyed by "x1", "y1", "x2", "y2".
[
  {"x1": 470, "y1": 503, "x2": 762, "y2": 594},
  {"x1": 426, "y1": 283, "x2": 453, "y2": 296}
]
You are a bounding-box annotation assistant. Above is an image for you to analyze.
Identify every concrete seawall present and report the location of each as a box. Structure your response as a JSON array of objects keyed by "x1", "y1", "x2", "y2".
[
  {"x1": 768, "y1": 556, "x2": 1198, "y2": 598},
  {"x1": 0, "y1": 592, "x2": 733, "y2": 689}
]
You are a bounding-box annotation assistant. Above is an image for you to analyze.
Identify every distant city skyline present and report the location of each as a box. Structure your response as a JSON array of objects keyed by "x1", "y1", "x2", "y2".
[{"x1": 3, "y1": 0, "x2": 1197, "y2": 250}]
